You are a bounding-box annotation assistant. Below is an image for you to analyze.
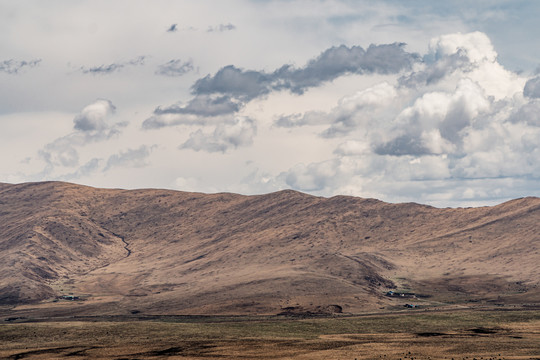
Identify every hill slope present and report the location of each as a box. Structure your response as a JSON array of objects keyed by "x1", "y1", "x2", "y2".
[{"x1": 0, "y1": 181, "x2": 538, "y2": 316}]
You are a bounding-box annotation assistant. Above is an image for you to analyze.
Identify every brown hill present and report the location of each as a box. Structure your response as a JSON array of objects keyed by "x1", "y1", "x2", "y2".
[{"x1": 0, "y1": 181, "x2": 538, "y2": 316}]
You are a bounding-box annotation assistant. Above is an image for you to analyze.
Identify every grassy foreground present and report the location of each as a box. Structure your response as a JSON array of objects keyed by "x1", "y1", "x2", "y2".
[{"x1": 1, "y1": 310, "x2": 539, "y2": 359}]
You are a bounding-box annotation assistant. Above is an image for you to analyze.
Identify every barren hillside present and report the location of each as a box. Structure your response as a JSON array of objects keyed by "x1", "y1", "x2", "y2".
[{"x1": 0, "y1": 181, "x2": 538, "y2": 316}]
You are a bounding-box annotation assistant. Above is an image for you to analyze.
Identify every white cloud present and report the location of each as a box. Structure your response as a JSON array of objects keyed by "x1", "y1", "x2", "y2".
[
  {"x1": 429, "y1": 31, "x2": 497, "y2": 64},
  {"x1": 73, "y1": 99, "x2": 117, "y2": 133},
  {"x1": 276, "y1": 81, "x2": 398, "y2": 138},
  {"x1": 180, "y1": 117, "x2": 257, "y2": 153},
  {"x1": 34, "y1": 99, "x2": 126, "y2": 179}
]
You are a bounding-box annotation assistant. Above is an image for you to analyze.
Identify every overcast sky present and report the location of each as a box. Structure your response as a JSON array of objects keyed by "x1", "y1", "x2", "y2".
[{"x1": 1, "y1": 0, "x2": 540, "y2": 207}]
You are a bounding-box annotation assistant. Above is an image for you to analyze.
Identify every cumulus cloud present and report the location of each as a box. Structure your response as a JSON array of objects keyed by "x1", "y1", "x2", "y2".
[
  {"x1": 0, "y1": 59, "x2": 41, "y2": 74},
  {"x1": 523, "y1": 76, "x2": 540, "y2": 98},
  {"x1": 80, "y1": 56, "x2": 146, "y2": 75},
  {"x1": 376, "y1": 79, "x2": 490, "y2": 156},
  {"x1": 276, "y1": 82, "x2": 398, "y2": 138},
  {"x1": 38, "y1": 99, "x2": 124, "y2": 175},
  {"x1": 136, "y1": 31, "x2": 539, "y2": 205},
  {"x1": 180, "y1": 117, "x2": 256, "y2": 153},
  {"x1": 509, "y1": 101, "x2": 540, "y2": 126},
  {"x1": 155, "y1": 59, "x2": 194, "y2": 77},
  {"x1": 73, "y1": 99, "x2": 117, "y2": 133},
  {"x1": 430, "y1": 32, "x2": 497, "y2": 64},
  {"x1": 192, "y1": 65, "x2": 272, "y2": 101},
  {"x1": 207, "y1": 23, "x2": 236, "y2": 32},
  {"x1": 270, "y1": 32, "x2": 540, "y2": 205},
  {"x1": 398, "y1": 32, "x2": 524, "y2": 104},
  {"x1": 142, "y1": 96, "x2": 241, "y2": 130},
  {"x1": 399, "y1": 51, "x2": 470, "y2": 88}
]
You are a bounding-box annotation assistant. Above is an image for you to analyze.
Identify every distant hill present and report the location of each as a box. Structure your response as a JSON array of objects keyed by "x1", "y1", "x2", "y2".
[{"x1": 0, "y1": 181, "x2": 538, "y2": 316}]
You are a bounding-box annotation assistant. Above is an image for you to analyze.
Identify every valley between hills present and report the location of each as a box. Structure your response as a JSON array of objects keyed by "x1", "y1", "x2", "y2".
[{"x1": 0, "y1": 181, "x2": 539, "y2": 318}]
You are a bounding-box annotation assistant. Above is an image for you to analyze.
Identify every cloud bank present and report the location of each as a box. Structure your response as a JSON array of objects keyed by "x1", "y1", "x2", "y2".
[
  {"x1": 267, "y1": 32, "x2": 537, "y2": 205},
  {"x1": 132, "y1": 31, "x2": 540, "y2": 205},
  {"x1": 146, "y1": 42, "x2": 419, "y2": 126},
  {"x1": 144, "y1": 42, "x2": 421, "y2": 157},
  {"x1": 191, "y1": 43, "x2": 419, "y2": 100}
]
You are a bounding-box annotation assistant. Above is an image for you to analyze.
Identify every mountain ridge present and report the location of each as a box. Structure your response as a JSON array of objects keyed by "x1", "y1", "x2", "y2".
[{"x1": 0, "y1": 181, "x2": 538, "y2": 316}]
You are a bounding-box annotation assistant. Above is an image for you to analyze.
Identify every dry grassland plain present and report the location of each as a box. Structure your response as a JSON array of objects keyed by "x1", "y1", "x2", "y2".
[{"x1": 1, "y1": 310, "x2": 539, "y2": 359}]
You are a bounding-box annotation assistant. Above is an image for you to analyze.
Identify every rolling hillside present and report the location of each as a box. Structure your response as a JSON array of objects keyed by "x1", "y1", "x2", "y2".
[{"x1": 0, "y1": 181, "x2": 538, "y2": 316}]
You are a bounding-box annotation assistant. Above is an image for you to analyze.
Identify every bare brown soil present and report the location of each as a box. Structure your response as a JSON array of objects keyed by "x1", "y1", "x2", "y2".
[{"x1": 0, "y1": 181, "x2": 539, "y2": 317}]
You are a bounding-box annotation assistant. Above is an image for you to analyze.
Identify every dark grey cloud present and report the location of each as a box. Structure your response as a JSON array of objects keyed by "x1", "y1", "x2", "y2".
[
  {"x1": 147, "y1": 43, "x2": 419, "y2": 130},
  {"x1": 275, "y1": 43, "x2": 420, "y2": 94},
  {"x1": 207, "y1": 23, "x2": 236, "y2": 32},
  {"x1": 167, "y1": 24, "x2": 178, "y2": 32},
  {"x1": 155, "y1": 59, "x2": 194, "y2": 77},
  {"x1": 104, "y1": 145, "x2": 153, "y2": 171},
  {"x1": 509, "y1": 101, "x2": 540, "y2": 127},
  {"x1": 38, "y1": 99, "x2": 121, "y2": 171},
  {"x1": 154, "y1": 95, "x2": 241, "y2": 117},
  {"x1": 192, "y1": 65, "x2": 272, "y2": 100},
  {"x1": 524, "y1": 76, "x2": 540, "y2": 98},
  {"x1": 438, "y1": 99, "x2": 472, "y2": 143},
  {"x1": 180, "y1": 117, "x2": 256, "y2": 153},
  {"x1": 142, "y1": 95, "x2": 241, "y2": 129},
  {"x1": 0, "y1": 59, "x2": 41, "y2": 74},
  {"x1": 80, "y1": 56, "x2": 146, "y2": 75},
  {"x1": 192, "y1": 43, "x2": 419, "y2": 99}
]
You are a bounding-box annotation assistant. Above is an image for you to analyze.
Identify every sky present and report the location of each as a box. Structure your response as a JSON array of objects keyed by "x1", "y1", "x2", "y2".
[{"x1": 1, "y1": 0, "x2": 540, "y2": 207}]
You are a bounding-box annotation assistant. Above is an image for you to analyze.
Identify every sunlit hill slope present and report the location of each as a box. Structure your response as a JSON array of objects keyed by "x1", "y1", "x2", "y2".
[{"x1": 0, "y1": 181, "x2": 538, "y2": 316}]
